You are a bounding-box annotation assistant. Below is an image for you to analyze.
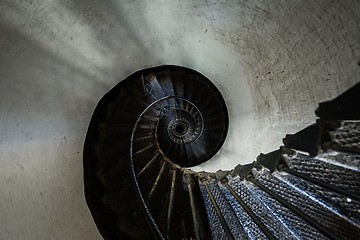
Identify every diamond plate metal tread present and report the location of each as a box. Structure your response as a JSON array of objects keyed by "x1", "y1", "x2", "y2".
[
  {"x1": 323, "y1": 121, "x2": 360, "y2": 153},
  {"x1": 282, "y1": 150, "x2": 360, "y2": 197},
  {"x1": 252, "y1": 168, "x2": 360, "y2": 239},
  {"x1": 226, "y1": 176, "x2": 328, "y2": 240},
  {"x1": 227, "y1": 176, "x2": 300, "y2": 239},
  {"x1": 199, "y1": 181, "x2": 229, "y2": 240},
  {"x1": 288, "y1": 171, "x2": 360, "y2": 221},
  {"x1": 275, "y1": 165, "x2": 360, "y2": 222},
  {"x1": 220, "y1": 178, "x2": 267, "y2": 240},
  {"x1": 317, "y1": 151, "x2": 360, "y2": 168},
  {"x1": 283, "y1": 168, "x2": 360, "y2": 222},
  {"x1": 202, "y1": 179, "x2": 247, "y2": 239}
]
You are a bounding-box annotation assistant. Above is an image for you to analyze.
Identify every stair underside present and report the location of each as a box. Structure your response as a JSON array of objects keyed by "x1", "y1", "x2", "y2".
[{"x1": 83, "y1": 66, "x2": 360, "y2": 240}]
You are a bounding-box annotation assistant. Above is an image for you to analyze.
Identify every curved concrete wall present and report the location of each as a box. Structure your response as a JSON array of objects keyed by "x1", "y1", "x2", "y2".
[{"x1": 1, "y1": 0, "x2": 359, "y2": 239}]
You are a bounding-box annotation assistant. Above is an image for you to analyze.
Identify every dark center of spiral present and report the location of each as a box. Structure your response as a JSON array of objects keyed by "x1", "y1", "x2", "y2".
[{"x1": 175, "y1": 124, "x2": 185, "y2": 134}]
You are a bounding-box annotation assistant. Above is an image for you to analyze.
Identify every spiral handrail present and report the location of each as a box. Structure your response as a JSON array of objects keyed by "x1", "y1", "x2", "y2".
[{"x1": 130, "y1": 96, "x2": 204, "y2": 239}]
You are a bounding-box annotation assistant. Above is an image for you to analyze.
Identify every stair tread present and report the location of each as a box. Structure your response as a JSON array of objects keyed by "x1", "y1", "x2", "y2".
[
  {"x1": 252, "y1": 168, "x2": 360, "y2": 239},
  {"x1": 155, "y1": 71, "x2": 176, "y2": 97},
  {"x1": 221, "y1": 179, "x2": 272, "y2": 240},
  {"x1": 228, "y1": 177, "x2": 298, "y2": 239},
  {"x1": 204, "y1": 179, "x2": 248, "y2": 239},
  {"x1": 144, "y1": 73, "x2": 167, "y2": 100},
  {"x1": 199, "y1": 183, "x2": 229, "y2": 239},
  {"x1": 229, "y1": 176, "x2": 328, "y2": 240},
  {"x1": 324, "y1": 121, "x2": 360, "y2": 152},
  {"x1": 283, "y1": 150, "x2": 360, "y2": 195}
]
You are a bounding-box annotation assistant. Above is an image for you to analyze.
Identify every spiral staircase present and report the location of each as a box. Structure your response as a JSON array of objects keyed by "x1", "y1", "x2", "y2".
[{"x1": 84, "y1": 66, "x2": 360, "y2": 240}]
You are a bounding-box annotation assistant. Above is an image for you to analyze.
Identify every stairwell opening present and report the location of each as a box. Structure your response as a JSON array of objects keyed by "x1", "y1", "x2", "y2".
[
  {"x1": 83, "y1": 65, "x2": 230, "y2": 239},
  {"x1": 85, "y1": 65, "x2": 229, "y2": 168},
  {"x1": 175, "y1": 124, "x2": 185, "y2": 134}
]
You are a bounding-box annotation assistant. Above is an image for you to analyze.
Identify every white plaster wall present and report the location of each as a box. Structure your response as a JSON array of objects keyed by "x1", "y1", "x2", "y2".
[{"x1": 0, "y1": 0, "x2": 359, "y2": 239}]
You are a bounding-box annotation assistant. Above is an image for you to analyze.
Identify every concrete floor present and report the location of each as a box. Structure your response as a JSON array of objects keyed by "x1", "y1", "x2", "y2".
[{"x1": 0, "y1": 0, "x2": 359, "y2": 239}]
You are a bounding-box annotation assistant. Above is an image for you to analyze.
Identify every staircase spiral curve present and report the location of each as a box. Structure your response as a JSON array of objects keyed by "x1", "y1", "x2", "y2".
[{"x1": 84, "y1": 65, "x2": 360, "y2": 240}]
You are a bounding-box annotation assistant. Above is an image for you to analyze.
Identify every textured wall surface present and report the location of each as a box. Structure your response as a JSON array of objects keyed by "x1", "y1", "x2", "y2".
[{"x1": 0, "y1": 0, "x2": 359, "y2": 239}]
